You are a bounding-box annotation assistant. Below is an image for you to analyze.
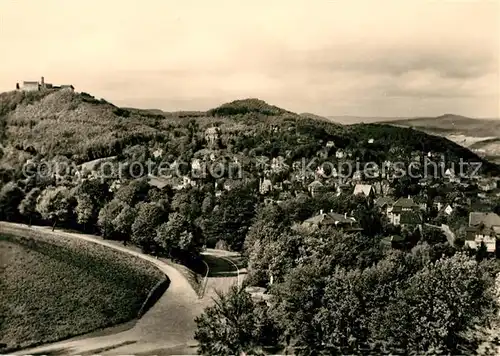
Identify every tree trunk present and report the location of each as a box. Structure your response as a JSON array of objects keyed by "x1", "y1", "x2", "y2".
[
  {"x1": 52, "y1": 219, "x2": 57, "y2": 231},
  {"x1": 28, "y1": 215, "x2": 32, "y2": 227}
]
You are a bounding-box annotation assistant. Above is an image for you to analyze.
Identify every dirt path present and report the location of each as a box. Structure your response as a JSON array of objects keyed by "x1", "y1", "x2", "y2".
[{"x1": 1, "y1": 223, "x2": 239, "y2": 355}]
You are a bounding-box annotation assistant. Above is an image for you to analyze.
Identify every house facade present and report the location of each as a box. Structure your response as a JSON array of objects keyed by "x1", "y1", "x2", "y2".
[
  {"x1": 465, "y1": 212, "x2": 500, "y2": 253},
  {"x1": 375, "y1": 196, "x2": 395, "y2": 216},
  {"x1": 302, "y1": 210, "x2": 362, "y2": 232},
  {"x1": 388, "y1": 197, "x2": 421, "y2": 226}
]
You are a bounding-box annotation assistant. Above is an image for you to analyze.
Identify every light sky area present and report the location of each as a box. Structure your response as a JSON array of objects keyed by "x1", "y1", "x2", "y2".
[{"x1": 1, "y1": 0, "x2": 499, "y2": 117}]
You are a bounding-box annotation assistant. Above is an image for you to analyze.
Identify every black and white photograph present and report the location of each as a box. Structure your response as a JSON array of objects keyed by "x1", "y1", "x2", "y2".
[{"x1": 0, "y1": 0, "x2": 499, "y2": 355}]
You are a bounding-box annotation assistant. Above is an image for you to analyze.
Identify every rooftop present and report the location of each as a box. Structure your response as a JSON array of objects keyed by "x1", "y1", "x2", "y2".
[
  {"x1": 304, "y1": 211, "x2": 356, "y2": 226},
  {"x1": 353, "y1": 184, "x2": 373, "y2": 196},
  {"x1": 469, "y1": 212, "x2": 500, "y2": 228},
  {"x1": 393, "y1": 197, "x2": 418, "y2": 209},
  {"x1": 375, "y1": 196, "x2": 394, "y2": 207}
]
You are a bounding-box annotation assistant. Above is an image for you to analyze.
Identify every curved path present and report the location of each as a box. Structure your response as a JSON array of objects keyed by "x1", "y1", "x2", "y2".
[{"x1": 1, "y1": 223, "x2": 239, "y2": 355}]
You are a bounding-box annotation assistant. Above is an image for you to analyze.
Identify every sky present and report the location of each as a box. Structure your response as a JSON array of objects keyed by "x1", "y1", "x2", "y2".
[{"x1": 1, "y1": 0, "x2": 499, "y2": 118}]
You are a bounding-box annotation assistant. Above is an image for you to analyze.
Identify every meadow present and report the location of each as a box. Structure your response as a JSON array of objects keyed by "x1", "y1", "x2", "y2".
[{"x1": 0, "y1": 230, "x2": 166, "y2": 351}]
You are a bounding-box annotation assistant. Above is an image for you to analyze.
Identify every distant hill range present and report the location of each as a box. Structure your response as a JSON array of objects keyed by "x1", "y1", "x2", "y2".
[
  {"x1": 372, "y1": 114, "x2": 500, "y2": 164},
  {"x1": 378, "y1": 114, "x2": 500, "y2": 137},
  {"x1": 327, "y1": 116, "x2": 408, "y2": 125}
]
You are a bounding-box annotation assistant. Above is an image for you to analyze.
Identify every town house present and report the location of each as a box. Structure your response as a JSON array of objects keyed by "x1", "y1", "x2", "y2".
[
  {"x1": 388, "y1": 196, "x2": 421, "y2": 226},
  {"x1": 465, "y1": 212, "x2": 500, "y2": 253}
]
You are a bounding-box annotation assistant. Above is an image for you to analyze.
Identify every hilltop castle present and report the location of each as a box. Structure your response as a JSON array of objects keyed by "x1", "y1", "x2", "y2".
[{"x1": 16, "y1": 77, "x2": 74, "y2": 92}]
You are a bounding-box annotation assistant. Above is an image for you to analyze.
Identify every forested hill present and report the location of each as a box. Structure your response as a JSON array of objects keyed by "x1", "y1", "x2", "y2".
[{"x1": 0, "y1": 89, "x2": 498, "y2": 176}]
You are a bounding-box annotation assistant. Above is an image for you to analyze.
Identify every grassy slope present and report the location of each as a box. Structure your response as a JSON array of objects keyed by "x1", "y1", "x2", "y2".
[
  {"x1": 0, "y1": 90, "x2": 169, "y2": 163},
  {"x1": 0, "y1": 232, "x2": 166, "y2": 351}
]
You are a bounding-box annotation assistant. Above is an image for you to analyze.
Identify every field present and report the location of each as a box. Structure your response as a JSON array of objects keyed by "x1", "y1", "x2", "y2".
[{"x1": 0, "y1": 231, "x2": 166, "y2": 351}]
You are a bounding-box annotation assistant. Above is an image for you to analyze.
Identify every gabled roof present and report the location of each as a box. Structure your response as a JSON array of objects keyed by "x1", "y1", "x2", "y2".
[
  {"x1": 304, "y1": 212, "x2": 356, "y2": 226},
  {"x1": 375, "y1": 196, "x2": 394, "y2": 208},
  {"x1": 353, "y1": 184, "x2": 373, "y2": 196},
  {"x1": 393, "y1": 197, "x2": 418, "y2": 209},
  {"x1": 303, "y1": 213, "x2": 330, "y2": 225},
  {"x1": 469, "y1": 212, "x2": 500, "y2": 228}
]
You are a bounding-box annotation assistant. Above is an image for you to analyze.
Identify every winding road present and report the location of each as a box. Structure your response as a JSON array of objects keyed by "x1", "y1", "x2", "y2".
[{"x1": 1, "y1": 222, "x2": 240, "y2": 355}]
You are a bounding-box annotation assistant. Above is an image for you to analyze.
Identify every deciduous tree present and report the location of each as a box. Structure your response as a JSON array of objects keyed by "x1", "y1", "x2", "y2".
[{"x1": 36, "y1": 186, "x2": 73, "y2": 230}]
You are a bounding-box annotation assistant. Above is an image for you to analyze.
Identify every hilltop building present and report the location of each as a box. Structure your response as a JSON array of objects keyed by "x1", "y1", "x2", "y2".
[{"x1": 16, "y1": 76, "x2": 74, "y2": 92}]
